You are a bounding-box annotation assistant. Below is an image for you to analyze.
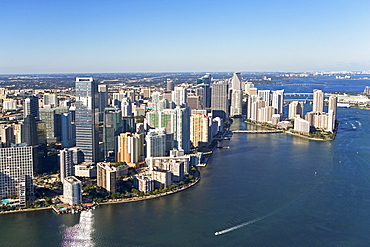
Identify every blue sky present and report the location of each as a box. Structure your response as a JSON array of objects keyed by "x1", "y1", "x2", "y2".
[{"x1": 1, "y1": 0, "x2": 369, "y2": 74}]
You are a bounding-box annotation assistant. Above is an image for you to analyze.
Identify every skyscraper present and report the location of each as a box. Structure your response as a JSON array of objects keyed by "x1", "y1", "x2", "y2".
[
  {"x1": 75, "y1": 77, "x2": 99, "y2": 163},
  {"x1": 190, "y1": 113, "x2": 209, "y2": 147},
  {"x1": 43, "y1": 93, "x2": 58, "y2": 107},
  {"x1": 121, "y1": 97, "x2": 133, "y2": 117},
  {"x1": 173, "y1": 106, "x2": 191, "y2": 153},
  {"x1": 24, "y1": 95, "x2": 39, "y2": 119},
  {"x1": 59, "y1": 148, "x2": 74, "y2": 181},
  {"x1": 103, "y1": 107, "x2": 122, "y2": 161},
  {"x1": 117, "y1": 132, "x2": 144, "y2": 166},
  {"x1": 98, "y1": 84, "x2": 108, "y2": 121},
  {"x1": 272, "y1": 90, "x2": 284, "y2": 114},
  {"x1": 313, "y1": 89, "x2": 324, "y2": 113},
  {"x1": 211, "y1": 81, "x2": 229, "y2": 119},
  {"x1": 0, "y1": 145, "x2": 34, "y2": 206},
  {"x1": 166, "y1": 79, "x2": 175, "y2": 91},
  {"x1": 146, "y1": 129, "x2": 166, "y2": 158},
  {"x1": 230, "y1": 73, "x2": 243, "y2": 117},
  {"x1": 63, "y1": 176, "x2": 82, "y2": 205},
  {"x1": 172, "y1": 87, "x2": 187, "y2": 107}
]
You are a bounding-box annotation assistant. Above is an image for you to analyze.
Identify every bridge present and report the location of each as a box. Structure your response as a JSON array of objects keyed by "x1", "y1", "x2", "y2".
[
  {"x1": 285, "y1": 93, "x2": 313, "y2": 96},
  {"x1": 232, "y1": 130, "x2": 284, "y2": 134}
]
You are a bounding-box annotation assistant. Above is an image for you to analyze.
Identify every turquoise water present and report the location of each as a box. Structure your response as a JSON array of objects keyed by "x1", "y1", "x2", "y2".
[
  {"x1": 1, "y1": 200, "x2": 13, "y2": 204},
  {"x1": 0, "y1": 107, "x2": 369, "y2": 246}
]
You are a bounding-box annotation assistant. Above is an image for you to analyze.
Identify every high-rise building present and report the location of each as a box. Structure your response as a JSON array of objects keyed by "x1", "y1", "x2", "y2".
[
  {"x1": 39, "y1": 108, "x2": 61, "y2": 142},
  {"x1": 166, "y1": 79, "x2": 175, "y2": 91},
  {"x1": 313, "y1": 89, "x2": 324, "y2": 113},
  {"x1": 328, "y1": 95, "x2": 338, "y2": 132},
  {"x1": 75, "y1": 77, "x2": 99, "y2": 163},
  {"x1": 61, "y1": 112, "x2": 76, "y2": 148},
  {"x1": 173, "y1": 106, "x2": 191, "y2": 153},
  {"x1": 98, "y1": 84, "x2": 108, "y2": 122},
  {"x1": 121, "y1": 97, "x2": 133, "y2": 117},
  {"x1": 190, "y1": 113, "x2": 209, "y2": 147},
  {"x1": 187, "y1": 95, "x2": 202, "y2": 110},
  {"x1": 63, "y1": 176, "x2": 82, "y2": 205},
  {"x1": 117, "y1": 132, "x2": 144, "y2": 166},
  {"x1": 211, "y1": 81, "x2": 229, "y2": 119},
  {"x1": 258, "y1": 90, "x2": 271, "y2": 106},
  {"x1": 151, "y1": 92, "x2": 163, "y2": 112},
  {"x1": 21, "y1": 115, "x2": 39, "y2": 146},
  {"x1": 288, "y1": 101, "x2": 304, "y2": 119},
  {"x1": 172, "y1": 87, "x2": 187, "y2": 107},
  {"x1": 196, "y1": 83, "x2": 211, "y2": 109},
  {"x1": 97, "y1": 162, "x2": 117, "y2": 193},
  {"x1": 0, "y1": 125, "x2": 15, "y2": 147},
  {"x1": 0, "y1": 145, "x2": 34, "y2": 206},
  {"x1": 24, "y1": 95, "x2": 39, "y2": 119},
  {"x1": 230, "y1": 73, "x2": 243, "y2": 117},
  {"x1": 231, "y1": 72, "x2": 242, "y2": 91},
  {"x1": 197, "y1": 73, "x2": 212, "y2": 85},
  {"x1": 134, "y1": 175, "x2": 154, "y2": 192},
  {"x1": 271, "y1": 90, "x2": 284, "y2": 114},
  {"x1": 328, "y1": 95, "x2": 337, "y2": 117},
  {"x1": 60, "y1": 148, "x2": 74, "y2": 182},
  {"x1": 43, "y1": 93, "x2": 58, "y2": 107},
  {"x1": 103, "y1": 107, "x2": 122, "y2": 161},
  {"x1": 112, "y1": 91, "x2": 126, "y2": 108},
  {"x1": 146, "y1": 129, "x2": 166, "y2": 158},
  {"x1": 230, "y1": 89, "x2": 243, "y2": 117},
  {"x1": 294, "y1": 117, "x2": 310, "y2": 134}
]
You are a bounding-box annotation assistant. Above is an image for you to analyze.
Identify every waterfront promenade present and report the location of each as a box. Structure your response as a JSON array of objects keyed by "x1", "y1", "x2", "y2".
[{"x1": 232, "y1": 130, "x2": 283, "y2": 134}]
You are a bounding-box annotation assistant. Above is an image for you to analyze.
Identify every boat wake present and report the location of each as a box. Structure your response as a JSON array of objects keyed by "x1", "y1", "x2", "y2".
[
  {"x1": 215, "y1": 176, "x2": 327, "y2": 236},
  {"x1": 215, "y1": 214, "x2": 271, "y2": 236}
]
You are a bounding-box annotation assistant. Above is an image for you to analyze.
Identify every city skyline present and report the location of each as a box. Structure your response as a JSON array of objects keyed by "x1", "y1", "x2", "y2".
[{"x1": 1, "y1": 0, "x2": 370, "y2": 74}]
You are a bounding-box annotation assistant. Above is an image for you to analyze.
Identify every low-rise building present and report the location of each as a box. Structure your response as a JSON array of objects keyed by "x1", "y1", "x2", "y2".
[{"x1": 74, "y1": 163, "x2": 97, "y2": 178}]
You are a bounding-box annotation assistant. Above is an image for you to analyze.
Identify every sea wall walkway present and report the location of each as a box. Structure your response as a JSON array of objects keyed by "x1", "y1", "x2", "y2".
[{"x1": 232, "y1": 130, "x2": 283, "y2": 134}]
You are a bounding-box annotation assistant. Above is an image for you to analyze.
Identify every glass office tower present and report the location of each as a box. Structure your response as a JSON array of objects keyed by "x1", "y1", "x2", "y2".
[{"x1": 75, "y1": 77, "x2": 99, "y2": 162}]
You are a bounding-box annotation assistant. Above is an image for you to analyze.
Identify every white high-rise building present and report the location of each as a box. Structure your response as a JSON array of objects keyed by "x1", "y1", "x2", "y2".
[
  {"x1": 294, "y1": 117, "x2": 310, "y2": 133},
  {"x1": 0, "y1": 145, "x2": 34, "y2": 206},
  {"x1": 288, "y1": 101, "x2": 304, "y2": 119},
  {"x1": 313, "y1": 89, "x2": 324, "y2": 113},
  {"x1": 173, "y1": 106, "x2": 190, "y2": 153},
  {"x1": 151, "y1": 92, "x2": 163, "y2": 112},
  {"x1": 63, "y1": 176, "x2": 82, "y2": 205},
  {"x1": 146, "y1": 129, "x2": 166, "y2": 158},
  {"x1": 231, "y1": 72, "x2": 243, "y2": 91},
  {"x1": 172, "y1": 87, "x2": 187, "y2": 107},
  {"x1": 3, "y1": 99, "x2": 18, "y2": 110},
  {"x1": 230, "y1": 89, "x2": 243, "y2": 117},
  {"x1": 272, "y1": 90, "x2": 284, "y2": 114},
  {"x1": 258, "y1": 90, "x2": 271, "y2": 106},
  {"x1": 230, "y1": 73, "x2": 243, "y2": 117},
  {"x1": 121, "y1": 97, "x2": 133, "y2": 117},
  {"x1": 43, "y1": 93, "x2": 58, "y2": 107}
]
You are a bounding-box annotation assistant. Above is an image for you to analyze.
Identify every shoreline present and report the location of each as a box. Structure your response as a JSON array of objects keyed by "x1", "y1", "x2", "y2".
[
  {"x1": 244, "y1": 119, "x2": 336, "y2": 141},
  {"x1": 0, "y1": 206, "x2": 51, "y2": 215},
  {"x1": 0, "y1": 176, "x2": 201, "y2": 215},
  {"x1": 100, "y1": 176, "x2": 200, "y2": 206}
]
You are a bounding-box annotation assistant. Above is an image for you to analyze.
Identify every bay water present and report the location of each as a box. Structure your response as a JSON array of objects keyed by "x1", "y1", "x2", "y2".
[{"x1": 0, "y1": 107, "x2": 369, "y2": 246}]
